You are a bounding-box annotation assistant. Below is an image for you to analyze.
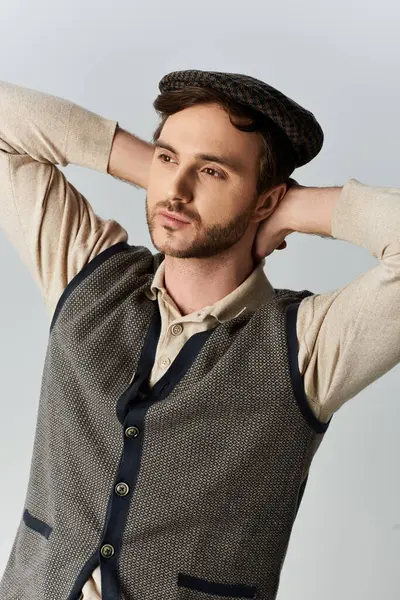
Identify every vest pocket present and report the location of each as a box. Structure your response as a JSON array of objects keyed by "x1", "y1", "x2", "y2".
[
  {"x1": 22, "y1": 508, "x2": 53, "y2": 539},
  {"x1": 177, "y1": 573, "x2": 257, "y2": 598}
]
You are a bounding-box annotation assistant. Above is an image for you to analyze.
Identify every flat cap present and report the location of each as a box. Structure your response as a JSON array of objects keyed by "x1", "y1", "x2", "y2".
[{"x1": 158, "y1": 69, "x2": 324, "y2": 169}]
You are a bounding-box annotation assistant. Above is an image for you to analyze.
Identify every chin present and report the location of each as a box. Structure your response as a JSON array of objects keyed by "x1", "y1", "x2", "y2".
[
  {"x1": 151, "y1": 232, "x2": 179, "y2": 254},
  {"x1": 158, "y1": 240, "x2": 194, "y2": 259}
]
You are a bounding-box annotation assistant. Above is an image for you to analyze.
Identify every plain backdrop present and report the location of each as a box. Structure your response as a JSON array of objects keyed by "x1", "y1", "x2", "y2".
[{"x1": 0, "y1": 0, "x2": 400, "y2": 598}]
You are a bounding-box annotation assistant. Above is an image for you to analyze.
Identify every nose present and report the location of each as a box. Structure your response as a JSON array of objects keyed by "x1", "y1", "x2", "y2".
[{"x1": 165, "y1": 168, "x2": 194, "y2": 204}]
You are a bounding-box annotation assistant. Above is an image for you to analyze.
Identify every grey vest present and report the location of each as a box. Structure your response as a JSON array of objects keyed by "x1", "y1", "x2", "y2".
[{"x1": 0, "y1": 241, "x2": 332, "y2": 600}]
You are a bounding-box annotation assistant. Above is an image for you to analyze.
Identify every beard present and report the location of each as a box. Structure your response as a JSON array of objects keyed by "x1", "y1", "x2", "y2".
[{"x1": 145, "y1": 194, "x2": 258, "y2": 259}]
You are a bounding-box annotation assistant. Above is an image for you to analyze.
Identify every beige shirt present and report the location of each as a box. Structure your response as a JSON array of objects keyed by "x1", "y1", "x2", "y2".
[{"x1": 1, "y1": 80, "x2": 400, "y2": 600}]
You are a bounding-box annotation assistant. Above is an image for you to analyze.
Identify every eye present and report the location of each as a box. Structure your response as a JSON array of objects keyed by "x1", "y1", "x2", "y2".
[
  {"x1": 203, "y1": 167, "x2": 224, "y2": 179},
  {"x1": 157, "y1": 153, "x2": 173, "y2": 163}
]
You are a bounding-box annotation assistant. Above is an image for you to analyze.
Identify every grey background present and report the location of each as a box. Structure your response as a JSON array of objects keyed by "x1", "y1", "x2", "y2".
[{"x1": 1, "y1": 0, "x2": 400, "y2": 598}]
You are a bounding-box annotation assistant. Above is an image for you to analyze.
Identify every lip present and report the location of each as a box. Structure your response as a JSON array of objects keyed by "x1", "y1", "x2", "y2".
[{"x1": 158, "y1": 211, "x2": 191, "y2": 224}]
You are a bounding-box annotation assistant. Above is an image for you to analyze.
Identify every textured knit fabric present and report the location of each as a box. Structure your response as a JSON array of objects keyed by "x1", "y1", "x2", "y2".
[
  {"x1": 158, "y1": 69, "x2": 324, "y2": 167},
  {"x1": 0, "y1": 242, "x2": 329, "y2": 600}
]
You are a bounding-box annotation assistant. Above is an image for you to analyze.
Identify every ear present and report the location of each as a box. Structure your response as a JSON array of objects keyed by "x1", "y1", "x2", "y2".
[{"x1": 251, "y1": 182, "x2": 288, "y2": 223}]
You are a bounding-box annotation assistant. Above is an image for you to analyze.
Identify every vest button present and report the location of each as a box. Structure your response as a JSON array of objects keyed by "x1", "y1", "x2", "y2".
[
  {"x1": 100, "y1": 544, "x2": 115, "y2": 558},
  {"x1": 125, "y1": 426, "x2": 140, "y2": 438},
  {"x1": 115, "y1": 482, "x2": 130, "y2": 496}
]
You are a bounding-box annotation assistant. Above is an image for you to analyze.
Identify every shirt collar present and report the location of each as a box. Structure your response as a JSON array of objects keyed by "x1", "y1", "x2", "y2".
[{"x1": 144, "y1": 255, "x2": 274, "y2": 323}]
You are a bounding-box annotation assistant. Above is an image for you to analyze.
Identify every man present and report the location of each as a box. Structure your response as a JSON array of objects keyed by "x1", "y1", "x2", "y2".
[{"x1": 0, "y1": 70, "x2": 399, "y2": 600}]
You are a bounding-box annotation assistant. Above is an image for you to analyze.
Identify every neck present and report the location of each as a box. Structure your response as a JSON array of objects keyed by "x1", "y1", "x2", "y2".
[{"x1": 162, "y1": 249, "x2": 257, "y2": 316}]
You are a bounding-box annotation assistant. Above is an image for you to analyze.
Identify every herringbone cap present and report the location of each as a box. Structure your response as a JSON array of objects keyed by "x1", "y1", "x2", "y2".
[{"x1": 158, "y1": 69, "x2": 324, "y2": 168}]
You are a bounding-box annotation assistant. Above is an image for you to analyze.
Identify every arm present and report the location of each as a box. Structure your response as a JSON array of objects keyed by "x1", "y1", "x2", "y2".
[
  {"x1": 108, "y1": 126, "x2": 154, "y2": 189},
  {"x1": 0, "y1": 80, "x2": 137, "y2": 317},
  {"x1": 286, "y1": 179, "x2": 400, "y2": 422}
]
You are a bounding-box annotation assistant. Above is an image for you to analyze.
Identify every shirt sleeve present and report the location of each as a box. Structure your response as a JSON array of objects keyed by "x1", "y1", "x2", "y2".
[
  {"x1": 0, "y1": 79, "x2": 128, "y2": 317},
  {"x1": 297, "y1": 178, "x2": 400, "y2": 423}
]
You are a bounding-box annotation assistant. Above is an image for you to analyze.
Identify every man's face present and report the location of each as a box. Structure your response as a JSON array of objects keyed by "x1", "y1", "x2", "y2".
[{"x1": 145, "y1": 102, "x2": 264, "y2": 259}]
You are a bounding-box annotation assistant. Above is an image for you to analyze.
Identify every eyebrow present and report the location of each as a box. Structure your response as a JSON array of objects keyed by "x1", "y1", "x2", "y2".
[{"x1": 154, "y1": 139, "x2": 244, "y2": 174}]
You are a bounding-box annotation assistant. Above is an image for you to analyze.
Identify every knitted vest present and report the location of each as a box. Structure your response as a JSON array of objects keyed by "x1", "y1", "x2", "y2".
[{"x1": 0, "y1": 241, "x2": 332, "y2": 600}]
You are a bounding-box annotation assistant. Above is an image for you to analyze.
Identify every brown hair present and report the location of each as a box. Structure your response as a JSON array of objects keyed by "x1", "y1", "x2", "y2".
[{"x1": 152, "y1": 85, "x2": 296, "y2": 196}]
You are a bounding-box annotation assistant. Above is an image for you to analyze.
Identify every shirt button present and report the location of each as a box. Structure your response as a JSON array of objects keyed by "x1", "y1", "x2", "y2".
[
  {"x1": 115, "y1": 482, "x2": 130, "y2": 496},
  {"x1": 100, "y1": 544, "x2": 115, "y2": 558},
  {"x1": 125, "y1": 426, "x2": 140, "y2": 438},
  {"x1": 159, "y1": 356, "x2": 171, "y2": 369},
  {"x1": 171, "y1": 323, "x2": 183, "y2": 336}
]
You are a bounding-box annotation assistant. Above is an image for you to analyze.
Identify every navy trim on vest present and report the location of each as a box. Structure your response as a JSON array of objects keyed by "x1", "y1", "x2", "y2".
[
  {"x1": 49, "y1": 241, "x2": 131, "y2": 333},
  {"x1": 22, "y1": 508, "x2": 53, "y2": 539},
  {"x1": 66, "y1": 549, "x2": 100, "y2": 600},
  {"x1": 95, "y1": 300, "x2": 215, "y2": 600},
  {"x1": 116, "y1": 300, "x2": 215, "y2": 424},
  {"x1": 76, "y1": 442, "x2": 133, "y2": 600},
  {"x1": 177, "y1": 572, "x2": 257, "y2": 598},
  {"x1": 286, "y1": 301, "x2": 332, "y2": 434}
]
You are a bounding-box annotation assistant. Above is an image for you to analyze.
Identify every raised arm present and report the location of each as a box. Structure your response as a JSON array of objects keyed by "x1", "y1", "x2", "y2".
[
  {"x1": 0, "y1": 80, "x2": 151, "y2": 317},
  {"x1": 290, "y1": 179, "x2": 400, "y2": 422}
]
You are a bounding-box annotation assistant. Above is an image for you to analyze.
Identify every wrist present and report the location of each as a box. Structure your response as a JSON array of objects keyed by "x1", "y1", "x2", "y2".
[
  {"x1": 108, "y1": 127, "x2": 154, "y2": 188},
  {"x1": 283, "y1": 185, "x2": 342, "y2": 237}
]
